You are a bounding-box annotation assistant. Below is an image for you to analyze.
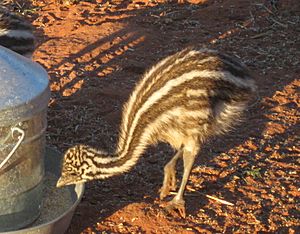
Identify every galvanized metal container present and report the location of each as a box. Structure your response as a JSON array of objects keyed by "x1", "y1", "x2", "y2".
[
  {"x1": 0, "y1": 46, "x2": 50, "y2": 232},
  {"x1": 0, "y1": 147, "x2": 85, "y2": 234}
]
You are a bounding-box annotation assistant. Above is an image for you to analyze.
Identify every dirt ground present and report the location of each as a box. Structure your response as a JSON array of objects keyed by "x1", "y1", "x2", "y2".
[{"x1": 5, "y1": 0, "x2": 300, "y2": 233}]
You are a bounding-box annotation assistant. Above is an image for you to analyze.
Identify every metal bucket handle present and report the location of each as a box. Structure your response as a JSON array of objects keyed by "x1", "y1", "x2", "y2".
[{"x1": 0, "y1": 126, "x2": 25, "y2": 170}]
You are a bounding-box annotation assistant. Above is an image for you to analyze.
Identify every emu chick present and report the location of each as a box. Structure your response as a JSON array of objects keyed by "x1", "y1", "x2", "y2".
[{"x1": 57, "y1": 48, "x2": 256, "y2": 217}]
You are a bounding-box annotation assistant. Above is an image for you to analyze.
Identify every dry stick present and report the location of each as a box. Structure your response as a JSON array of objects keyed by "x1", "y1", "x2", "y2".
[
  {"x1": 249, "y1": 10, "x2": 255, "y2": 25},
  {"x1": 254, "y1": 3, "x2": 288, "y2": 28},
  {"x1": 170, "y1": 190, "x2": 234, "y2": 206},
  {"x1": 205, "y1": 194, "x2": 234, "y2": 206},
  {"x1": 269, "y1": 17, "x2": 288, "y2": 28},
  {"x1": 255, "y1": 3, "x2": 274, "y2": 15},
  {"x1": 250, "y1": 31, "x2": 271, "y2": 39}
]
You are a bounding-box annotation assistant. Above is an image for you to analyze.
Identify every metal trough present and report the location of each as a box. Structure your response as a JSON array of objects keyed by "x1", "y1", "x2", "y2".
[{"x1": 1, "y1": 147, "x2": 84, "y2": 234}]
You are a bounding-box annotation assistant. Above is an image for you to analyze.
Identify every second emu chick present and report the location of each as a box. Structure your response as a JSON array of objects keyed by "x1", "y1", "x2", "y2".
[
  {"x1": 0, "y1": 7, "x2": 35, "y2": 57},
  {"x1": 57, "y1": 48, "x2": 256, "y2": 217}
]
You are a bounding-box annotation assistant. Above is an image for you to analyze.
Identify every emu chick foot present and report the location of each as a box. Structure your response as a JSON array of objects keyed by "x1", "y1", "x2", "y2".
[{"x1": 160, "y1": 198, "x2": 186, "y2": 218}]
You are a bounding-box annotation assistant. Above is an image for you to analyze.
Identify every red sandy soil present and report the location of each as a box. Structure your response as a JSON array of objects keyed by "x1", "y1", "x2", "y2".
[{"x1": 6, "y1": 0, "x2": 300, "y2": 233}]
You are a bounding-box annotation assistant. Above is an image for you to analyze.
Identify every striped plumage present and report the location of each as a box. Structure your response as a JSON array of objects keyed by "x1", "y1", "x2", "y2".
[
  {"x1": 0, "y1": 8, "x2": 35, "y2": 57},
  {"x1": 57, "y1": 48, "x2": 256, "y2": 217}
]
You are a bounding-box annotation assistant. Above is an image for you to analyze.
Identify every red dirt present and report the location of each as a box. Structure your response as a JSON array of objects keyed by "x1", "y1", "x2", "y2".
[{"x1": 6, "y1": 0, "x2": 300, "y2": 233}]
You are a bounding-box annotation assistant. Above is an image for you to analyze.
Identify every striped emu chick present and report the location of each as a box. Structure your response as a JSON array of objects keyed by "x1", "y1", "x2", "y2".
[
  {"x1": 0, "y1": 8, "x2": 35, "y2": 57},
  {"x1": 57, "y1": 48, "x2": 256, "y2": 217}
]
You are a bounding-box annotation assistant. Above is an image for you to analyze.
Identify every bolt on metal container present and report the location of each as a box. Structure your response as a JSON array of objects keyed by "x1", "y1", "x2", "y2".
[{"x1": 0, "y1": 46, "x2": 50, "y2": 232}]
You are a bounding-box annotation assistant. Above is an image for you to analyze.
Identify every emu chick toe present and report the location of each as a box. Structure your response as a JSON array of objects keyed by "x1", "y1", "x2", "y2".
[
  {"x1": 160, "y1": 172, "x2": 177, "y2": 199},
  {"x1": 161, "y1": 199, "x2": 186, "y2": 218}
]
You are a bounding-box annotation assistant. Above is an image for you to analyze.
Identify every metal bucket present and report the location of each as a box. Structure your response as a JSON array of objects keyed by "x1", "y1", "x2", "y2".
[{"x1": 0, "y1": 46, "x2": 50, "y2": 231}]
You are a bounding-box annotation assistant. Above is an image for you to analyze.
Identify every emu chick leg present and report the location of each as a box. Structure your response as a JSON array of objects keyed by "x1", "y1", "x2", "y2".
[
  {"x1": 160, "y1": 149, "x2": 183, "y2": 199},
  {"x1": 163, "y1": 147, "x2": 197, "y2": 218}
]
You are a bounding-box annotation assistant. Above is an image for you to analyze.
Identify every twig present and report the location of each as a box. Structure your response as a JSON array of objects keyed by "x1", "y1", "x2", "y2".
[
  {"x1": 150, "y1": 14, "x2": 160, "y2": 18},
  {"x1": 270, "y1": 17, "x2": 288, "y2": 28},
  {"x1": 165, "y1": 10, "x2": 181, "y2": 17},
  {"x1": 205, "y1": 194, "x2": 234, "y2": 206},
  {"x1": 249, "y1": 10, "x2": 255, "y2": 25},
  {"x1": 250, "y1": 31, "x2": 271, "y2": 39},
  {"x1": 287, "y1": 20, "x2": 297, "y2": 25},
  {"x1": 255, "y1": 3, "x2": 274, "y2": 15},
  {"x1": 170, "y1": 190, "x2": 234, "y2": 206}
]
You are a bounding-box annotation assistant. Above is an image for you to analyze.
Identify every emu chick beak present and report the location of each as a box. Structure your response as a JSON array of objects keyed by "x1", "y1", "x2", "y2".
[{"x1": 56, "y1": 176, "x2": 69, "y2": 188}]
